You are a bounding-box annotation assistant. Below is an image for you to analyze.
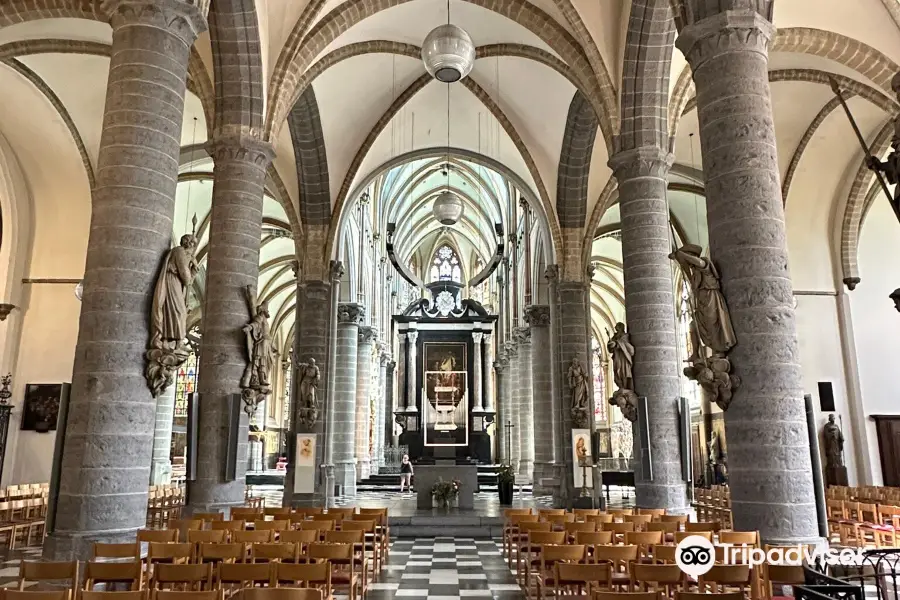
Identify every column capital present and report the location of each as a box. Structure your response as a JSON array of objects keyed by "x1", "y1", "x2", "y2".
[
  {"x1": 504, "y1": 341, "x2": 518, "y2": 358},
  {"x1": 358, "y1": 325, "x2": 376, "y2": 345},
  {"x1": 545, "y1": 264, "x2": 560, "y2": 284},
  {"x1": 676, "y1": 8, "x2": 775, "y2": 71},
  {"x1": 103, "y1": 0, "x2": 208, "y2": 45},
  {"x1": 608, "y1": 146, "x2": 674, "y2": 180},
  {"x1": 330, "y1": 260, "x2": 345, "y2": 282},
  {"x1": 472, "y1": 332, "x2": 484, "y2": 345},
  {"x1": 337, "y1": 303, "x2": 365, "y2": 325},
  {"x1": 406, "y1": 330, "x2": 419, "y2": 343},
  {"x1": 524, "y1": 305, "x2": 551, "y2": 327},
  {"x1": 512, "y1": 326, "x2": 531, "y2": 345},
  {"x1": 206, "y1": 134, "x2": 275, "y2": 167}
]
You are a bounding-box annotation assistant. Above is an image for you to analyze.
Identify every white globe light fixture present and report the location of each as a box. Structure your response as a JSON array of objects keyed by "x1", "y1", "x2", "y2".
[
  {"x1": 432, "y1": 190, "x2": 464, "y2": 225},
  {"x1": 421, "y1": 24, "x2": 475, "y2": 83}
]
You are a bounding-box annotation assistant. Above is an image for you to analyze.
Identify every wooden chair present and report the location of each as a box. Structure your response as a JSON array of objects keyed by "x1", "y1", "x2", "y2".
[
  {"x1": 138, "y1": 530, "x2": 179, "y2": 543},
  {"x1": 862, "y1": 504, "x2": 900, "y2": 547},
  {"x1": 147, "y1": 542, "x2": 193, "y2": 565},
  {"x1": 544, "y1": 513, "x2": 576, "y2": 530},
  {"x1": 623, "y1": 515, "x2": 653, "y2": 531},
  {"x1": 553, "y1": 562, "x2": 611, "y2": 597},
  {"x1": 217, "y1": 562, "x2": 272, "y2": 592},
  {"x1": 515, "y1": 522, "x2": 553, "y2": 573},
  {"x1": 825, "y1": 499, "x2": 846, "y2": 543},
  {"x1": 324, "y1": 531, "x2": 369, "y2": 589},
  {"x1": 529, "y1": 544, "x2": 585, "y2": 600},
  {"x1": 674, "y1": 531, "x2": 712, "y2": 544},
  {"x1": 638, "y1": 509, "x2": 666, "y2": 518},
  {"x1": 719, "y1": 531, "x2": 759, "y2": 547},
  {"x1": 595, "y1": 592, "x2": 660, "y2": 600},
  {"x1": 187, "y1": 530, "x2": 226, "y2": 545},
  {"x1": 168, "y1": 520, "x2": 203, "y2": 544},
  {"x1": 297, "y1": 521, "x2": 333, "y2": 538},
  {"x1": 231, "y1": 508, "x2": 264, "y2": 520},
  {"x1": 574, "y1": 508, "x2": 600, "y2": 522},
  {"x1": 197, "y1": 543, "x2": 244, "y2": 565},
  {"x1": 503, "y1": 512, "x2": 537, "y2": 558},
  {"x1": 83, "y1": 561, "x2": 143, "y2": 591},
  {"x1": 659, "y1": 515, "x2": 688, "y2": 531},
  {"x1": 151, "y1": 564, "x2": 213, "y2": 591},
  {"x1": 678, "y1": 593, "x2": 744, "y2": 600},
  {"x1": 625, "y1": 531, "x2": 663, "y2": 561},
  {"x1": 632, "y1": 563, "x2": 683, "y2": 596},
  {"x1": 564, "y1": 521, "x2": 597, "y2": 542},
  {"x1": 155, "y1": 591, "x2": 222, "y2": 600},
  {"x1": 250, "y1": 543, "x2": 299, "y2": 564},
  {"x1": 357, "y1": 508, "x2": 390, "y2": 562},
  {"x1": 279, "y1": 530, "x2": 319, "y2": 554},
  {"x1": 17, "y1": 561, "x2": 78, "y2": 592},
  {"x1": 5, "y1": 592, "x2": 69, "y2": 600},
  {"x1": 603, "y1": 521, "x2": 635, "y2": 543},
  {"x1": 592, "y1": 545, "x2": 639, "y2": 590},
  {"x1": 610, "y1": 509, "x2": 635, "y2": 518},
  {"x1": 192, "y1": 513, "x2": 224, "y2": 523},
  {"x1": 210, "y1": 520, "x2": 246, "y2": 534},
  {"x1": 698, "y1": 565, "x2": 753, "y2": 595},
  {"x1": 0, "y1": 502, "x2": 20, "y2": 549},
  {"x1": 652, "y1": 545, "x2": 677, "y2": 564},
  {"x1": 519, "y1": 531, "x2": 566, "y2": 585},
  {"x1": 685, "y1": 522, "x2": 719, "y2": 533},
  {"x1": 307, "y1": 543, "x2": 360, "y2": 600},
  {"x1": 646, "y1": 522, "x2": 677, "y2": 544},
  {"x1": 575, "y1": 531, "x2": 613, "y2": 562},
  {"x1": 272, "y1": 561, "x2": 331, "y2": 600},
  {"x1": 763, "y1": 565, "x2": 804, "y2": 600},
  {"x1": 265, "y1": 508, "x2": 292, "y2": 518},
  {"x1": 588, "y1": 514, "x2": 614, "y2": 525},
  {"x1": 93, "y1": 543, "x2": 141, "y2": 560},
  {"x1": 340, "y1": 519, "x2": 378, "y2": 572},
  {"x1": 242, "y1": 589, "x2": 323, "y2": 600},
  {"x1": 539, "y1": 509, "x2": 567, "y2": 518},
  {"x1": 233, "y1": 530, "x2": 274, "y2": 544}
]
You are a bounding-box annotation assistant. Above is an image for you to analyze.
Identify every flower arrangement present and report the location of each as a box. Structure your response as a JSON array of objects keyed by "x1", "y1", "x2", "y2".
[
  {"x1": 431, "y1": 477, "x2": 461, "y2": 507},
  {"x1": 497, "y1": 464, "x2": 516, "y2": 484}
]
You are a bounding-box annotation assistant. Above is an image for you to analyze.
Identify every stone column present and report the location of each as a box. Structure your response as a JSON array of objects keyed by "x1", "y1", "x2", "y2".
[
  {"x1": 150, "y1": 384, "x2": 177, "y2": 485},
  {"x1": 546, "y1": 266, "x2": 564, "y2": 469},
  {"x1": 676, "y1": 2, "x2": 818, "y2": 543},
  {"x1": 384, "y1": 360, "x2": 396, "y2": 448},
  {"x1": 188, "y1": 135, "x2": 274, "y2": 513},
  {"x1": 374, "y1": 350, "x2": 389, "y2": 471},
  {"x1": 514, "y1": 327, "x2": 534, "y2": 482},
  {"x1": 554, "y1": 277, "x2": 591, "y2": 503},
  {"x1": 44, "y1": 0, "x2": 206, "y2": 560},
  {"x1": 494, "y1": 353, "x2": 509, "y2": 464},
  {"x1": 505, "y1": 342, "x2": 521, "y2": 472},
  {"x1": 334, "y1": 303, "x2": 362, "y2": 497},
  {"x1": 483, "y1": 332, "x2": 494, "y2": 413},
  {"x1": 283, "y1": 263, "x2": 340, "y2": 507},
  {"x1": 609, "y1": 147, "x2": 688, "y2": 513},
  {"x1": 472, "y1": 332, "x2": 484, "y2": 412},
  {"x1": 355, "y1": 326, "x2": 375, "y2": 481},
  {"x1": 405, "y1": 330, "x2": 418, "y2": 412},
  {"x1": 526, "y1": 306, "x2": 553, "y2": 493}
]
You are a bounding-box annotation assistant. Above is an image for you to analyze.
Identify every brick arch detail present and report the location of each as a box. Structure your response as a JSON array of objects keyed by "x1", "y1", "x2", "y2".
[
  {"x1": 288, "y1": 86, "x2": 332, "y2": 228},
  {"x1": 556, "y1": 91, "x2": 598, "y2": 228},
  {"x1": 265, "y1": 0, "x2": 618, "y2": 150}
]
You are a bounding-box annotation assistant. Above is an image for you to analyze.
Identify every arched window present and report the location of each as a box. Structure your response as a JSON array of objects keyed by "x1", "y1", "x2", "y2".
[{"x1": 429, "y1": 245, "x2": 461, "y2": 283}]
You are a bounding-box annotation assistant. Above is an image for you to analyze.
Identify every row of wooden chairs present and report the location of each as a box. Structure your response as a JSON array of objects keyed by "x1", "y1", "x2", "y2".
[
  {"x1": 828, "y1": 484, "x2": 900, "y2": 505},
  {"x1": 147, "y1": 486, "x2": 186, "y2": 529},
  {"x1": 825, "y1": 498, "x2": 900, "y2": 547},
  {"x1": 0, "y1": 496, "x2": 47, "y2": 549},
  {"x1": 2, "y1": 483, "x2": 48, "y2": 500},
  {"x1": 11, "y1": 580, "x2": 323, "y2": 600},
  {"x1": 692, "y1": 487, "x2": 733, "y2": 530}
]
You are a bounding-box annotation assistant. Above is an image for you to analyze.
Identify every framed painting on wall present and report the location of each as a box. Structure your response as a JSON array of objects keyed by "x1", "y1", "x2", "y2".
[{"x1": 21, "y1": 384, "x2": 63, "y2": 432}]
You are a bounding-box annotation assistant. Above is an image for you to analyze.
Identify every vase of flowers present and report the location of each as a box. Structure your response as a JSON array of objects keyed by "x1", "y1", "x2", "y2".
[
  {"x1": 431, "y1": 477, "x2": 461, "y2": 509},
  {"x1": 497, "y1": 464, "x2": 515, "y2": 505}
]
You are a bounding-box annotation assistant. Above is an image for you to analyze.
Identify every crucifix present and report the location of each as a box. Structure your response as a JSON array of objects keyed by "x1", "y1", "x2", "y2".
[{"x1": 504, "y1": 420, "x2": 515, "y2": 466}]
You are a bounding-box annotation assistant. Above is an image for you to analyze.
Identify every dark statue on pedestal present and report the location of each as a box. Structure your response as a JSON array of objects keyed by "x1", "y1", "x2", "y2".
[
  {"x1": 823, "y1": 414, "x2": 849, "y2": 486},
  {"x1": 606, "y1": 323, "x2": 637, "y2": 422}
]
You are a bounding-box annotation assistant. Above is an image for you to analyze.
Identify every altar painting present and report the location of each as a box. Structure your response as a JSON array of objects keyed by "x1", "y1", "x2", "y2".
[{"x1": 423, "y1": 342, "x2": 468, "y2": 446}]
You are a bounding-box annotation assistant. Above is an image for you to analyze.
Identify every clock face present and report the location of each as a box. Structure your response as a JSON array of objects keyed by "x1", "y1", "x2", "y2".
[{"x1": 74, "y1": 281, "x2": 83, "y2": 301}]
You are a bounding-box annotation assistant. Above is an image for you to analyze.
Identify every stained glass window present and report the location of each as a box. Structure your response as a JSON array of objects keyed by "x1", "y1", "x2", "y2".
[
  {"x1": 591, "y1": 336, "x2": 607, "y2": 426},
  {"x1": 429, "y1": 245, "x2": 461, "y2": 283},
  {"x1": 174, "y1": 352, "x2": 198, "y2": 419}
]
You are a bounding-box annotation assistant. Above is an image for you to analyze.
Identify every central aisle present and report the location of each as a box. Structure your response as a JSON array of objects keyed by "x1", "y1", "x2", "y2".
[{"x1": 372, "y1": 537, "x2": 524, "y2": 600}]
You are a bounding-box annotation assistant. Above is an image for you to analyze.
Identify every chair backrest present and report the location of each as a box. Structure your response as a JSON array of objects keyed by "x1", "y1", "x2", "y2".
[
  {"x1": 340, "y1": 519, "x2": 374, "y2": 533},
  {"x1": 587, "y1": 514, "x2": 614, "y2": 525},
  {"x1": 659, "y1": 515, "x2": 688, "y2": 529},
  {"x1": 592, "y1": 544, "x2": 639, "y2": 570},
  {"x1": 292, "y1": 508, "x2": 324, "y2": 517},
  {"x1": 253, "y1": 521, "x2": 289, "y2": 532},
  {"x1": 675, "y1": 531, "x2": 712, "y2": 543},
  {"x1": 148, "y1": 542, "x2": 193, "y2": 564},
  {"x1": 575, "y1": 530, "x2": 613, "y2": 546},
  {"x1": 544, "y1": 513, "x2": 575, "y2": 526},
  {"x1": 573, "y1": 509, "x2": 599, "y2": 521},
  {"x1": 701, "y1": 565, "x2": 752, "y2": 586},
  {"x1": 565, "y1": 522, "x2": 597, "y2": 534},
  {"x1": 297, "y1": 521, "x2": 332, "y2": 533},
  {"x1": 540, "y1": 544, "x2": 586, "y2": 566},
  {"x1": 677, "y1": 593, "x2": 743, "y2": 600},
  {"x1": 625, "y1": 531, "x2": 663, "y2": 546},
  {"x1": 18, "y1": 560, "x2": 78, "y2": 590},
  {"x1": 555, "y1": 562, "x2": 611, "y2": 589},
  {"x1": 307, "y1": 542, "x2": 352, "y2": 561},
  {"x1": 83, "y1": 561, "x2": 142, "y2": 590},
  {"x1": 653, "y1": 545, "x2": 677, "y2": 564},
  {"x1": 155, "y1": 591, "x2": 221, "y2": 600},
  {"x1": 527, "y1": 531, "x2": 566, "y2": 546},
  {"x1": 187, "y1": 530, "x2": 226, "y2": 544},
  {"x1": 279, "y1": 530, "x2": 319, "y2": 545},
  {"x1": 324, "y1": 530, "x2": 364, "y2": 545},
  {"x1": 327, "y1": 508, "x2": 355, "y2": 519},
  {"x1": 685, "y1": 522, "x2": 719, "y2": 533},
  {"x1": 646, "y1": 522, "x2": 677, "y2": 534},
  {"x1": 610, "y1": 509, "x2": 635, "y2": 517},
  {"x1": 250, "y1": 543, "x2": 298, "y2": 563},
  {"x1": 138, "y1": 529, "x2": 179, "y2": 543},
  {"x1": 231, "y1": 508, "x2": 264, "y2": 520},
  {"x1": 5, "y1": 591, "x2": 70, "y2": 600},
  {"x1": 624, "y1": 515, "x2": 653, "y2": 529},
  {"x1": 602, "y1": 521, "x2": 635, "y2": 533},
  {"x1": 519, "y1": 521, "x2": 552, "y2": 534},
  {"x1": 766, "y1": 565, "x2": 805, "y2": 586},
  {"x1": 81, "y1": 592, "x2": 146, "y2": 600},
  {"x1": 508, "y1": 514, "x2": 539, "y2": 527},
  {"x1": 232, "y1": 530, "x2": 274, "y2": 544},
  {"x1": 193, "y1": 512, "x2": 224, "y2": 522},
  {"x1": 93, "y1": 543, "x2": 141, "y2": 560},
  {"x1": 595, "y1": 593, "x2": 660, "y2": 600},
  {"x1": 242, "y1": 589, "x2": 322, "y2": 600},
  {"x1": 273, "y1": 562, "x2": 330, "y2": 586},
  {"x1": 264, "y1": 508, "x2": 292, "y2": 518},
  {"x1": 198, "y1": 543, "x2": 244, "y2": 563},
  {"x1": 638, "y1": 509, "x2": 666, "y2": 517},
  {"x1": 718, "y1": 531, "x2": 759, "y2": 546},
  {"x1": 633, "y1": 563, "x2": 684, "y2": 587},
  {"x1": 210, "y1": 520, "x2": 246, "y2": 532},
  {"x1": 217, "y1": 562, "x2": 272, "y2": 586},
  {"x1": 152, "y1": 563, "x2": 213, "y2": 590}
]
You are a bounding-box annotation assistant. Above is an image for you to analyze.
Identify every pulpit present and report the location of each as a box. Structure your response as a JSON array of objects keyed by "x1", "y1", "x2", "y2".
[{"x1": 415, "y1": 463, "x2": 478, "y2": 509}]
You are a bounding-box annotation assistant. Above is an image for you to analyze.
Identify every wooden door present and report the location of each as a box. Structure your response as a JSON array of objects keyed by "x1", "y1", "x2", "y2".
[{"x1": 873, "y1": 416, "x2": 900, "y2": 486}]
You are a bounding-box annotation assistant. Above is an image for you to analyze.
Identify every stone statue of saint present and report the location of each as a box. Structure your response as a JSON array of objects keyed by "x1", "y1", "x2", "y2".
[
  {"x1": 606, "y1": 322, "x2": 634, "y2": 392},
  {"x1": 669, "y1": 244, "x2": 736, "y2": 355},
  {"x1": 145, "y1": 232, "x2": 199, "y2": 397},
  {"x1": 241, "y1": 286, "x2": 275, "y2": 413},
  {"x1": 296, "y1": 358, "x2": 321, "y2": 428},
  {"x1": 823, "y1": 414, "x2": 844, "y2": 468},
  {"x1": 568, "y1": 357, "x2": 590, "y2": 427},
  {"x1": 150, "y1": 234, "x2": 199, "y2": 348}
]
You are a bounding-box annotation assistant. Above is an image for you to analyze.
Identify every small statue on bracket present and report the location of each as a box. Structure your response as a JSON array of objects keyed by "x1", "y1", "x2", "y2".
[
  {"x1": 240, "y1": 285, "x2": 276, "y2": 416},
  {"x1": 567, "y1": 356, "x2": 590, "y2": 427},
  {"x1": 669, "y1": 244, "x2": 740, "y2": 410},
  {"x1": 295, "y1": 357, "x2": 321, "y2": 429},
  {"x1": 606, "y1": 322, "x2": 638, "y2": 422}
]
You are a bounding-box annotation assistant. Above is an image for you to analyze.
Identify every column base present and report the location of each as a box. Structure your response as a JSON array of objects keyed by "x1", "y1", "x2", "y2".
[
  {"x1": 185, "y1": 498, "x2": 247, "y2": 515},
  {"x1": 518, "y1": 459, "x2": 534, "y2": 483},
  {"x1": 335, "y1": 461, "x2": 357, "y2": 497},
  {"x1": 149, "y1": 459, "x2": 173, "y2": 486},
  {"x1": 357, "y1": 459, "x2": 371, "y2": 482},
  {"x1": 44, "y1": 529, "x2": 139, "y2": 561},
  {"x1": 634, "y1": 480, "x2": 689, "y2": 513},
  {"x1": 532, "y1": 461, "x2": 557, "y2": 496}
]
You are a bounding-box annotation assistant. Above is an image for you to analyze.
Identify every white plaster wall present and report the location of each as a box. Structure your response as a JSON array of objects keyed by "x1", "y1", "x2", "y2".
[{"x1": 849, "y1": 197, "x2": 900, "y2": 485}]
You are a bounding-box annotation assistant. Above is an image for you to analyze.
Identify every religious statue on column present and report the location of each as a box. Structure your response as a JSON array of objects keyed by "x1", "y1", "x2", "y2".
[
  {"x1": 241, "y1": 285, "x2": 276, "y2": 415},
  {"x1": 567, "y1": 357, "x2": 590, "y2": 427},
  {"x1": 606, "y1": 322, "x2": 638, "y2": 422},
  {"x1": 295, "y1": 357, "x2": 321, "y2": 429},
  {"x1": 669, "y1": 244, "x2": 741, "y2": 411},
  {"x1": 145, "y1": 220, "x2": 199, "y2": 398}
]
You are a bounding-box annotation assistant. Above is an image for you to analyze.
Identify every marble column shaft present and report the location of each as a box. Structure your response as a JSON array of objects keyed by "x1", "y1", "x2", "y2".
[
  {"x1": 405, "y1": 331, "x2": 418, "y2": 412},
  {"x1": 609, "y1": 148, "x2": 688, "y2": 512},
  {"x1": 384, "y1": 361, "x2": 396, "y2": 448},
  {"x1": 334, "y1": 303, "x2": 363, "y2": 496},
  {"x1": 472, "y1": 332, "x2": 484, "y2": 412},
  {"x1": 44, "y1": 0, "x2": 206, "y2": 560},
  {"x1": 188, "y1": 135, "x2": 274, "y2": 513},
  {"x1": 150, "y1": 384, "x2": 177, "y2": 485},
  {"x1": 483, "y1": 333, "x2": 494, "y2": 413},
  {"x1": 525, "y1": 306, "x2": 553, "y2": 491},
  {"x1": 677, "y1": 3, "x2": 817, "y2": 543},
  {"x1": 355, "y1": 326, "x2": 375, "y2": 481},
  {"x1": 375, "y1": 352, "x2": 389, "y2": 470},
  {"x1": 494, "y1": 354, "x2": 509, "y2": 464},
  {"x1": 514, "y1": 327, "x2": 534, "y2": 482},
  {"x1": 283, "y1": 265, "x2": 339, "y2": 507},
  {"x1": 505, "y1": 342, "x2": 521, "y2": 471}
]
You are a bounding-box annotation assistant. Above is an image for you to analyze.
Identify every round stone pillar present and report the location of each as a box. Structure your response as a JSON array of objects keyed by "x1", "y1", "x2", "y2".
[
  {"x1": 505, "y1": 341, "x2": 521, "y2": 473},
  {"x1": 188, "y1": 135, "x2": 275, "y2": 513},
  {"x1": 404, "y1": 330, "x2": 418, "y2": 412},
  {"x1": 494, "y1": 353, "x2": 509, "y2": 464},
  {"x1": 483, "y1": 332, "x2": 494, "y2": 413},
  {"x1": 44, "y1": 0, "x2": 206, "y2": 560},
  {"x1": 334, "y1": 303, "x2": 363, "y2": 497},
  {"x1": 150, "y1": 384, "x2": 177, "y2": 485},
  {"x1": 355, "y1": 326, "x2": 375, "y2": 481},
  {"x1": 609, "y1": 147, "x2": 688, "y2": 513},
  {"x1": 677, "y1": 2, "x2": 818, "y2": 543},
  {"x1": 525, "y1": 306, "x2": 553, "y2": 493},
  {"x1": 374, "y1": 350, "x2": 390, "y2": 471},
  {"x1": 472, "y1": 332, "x2": 485, "y2": 413},
  {"x1": 514, "y1": 327, "x2": 534, "y2": 482}
]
